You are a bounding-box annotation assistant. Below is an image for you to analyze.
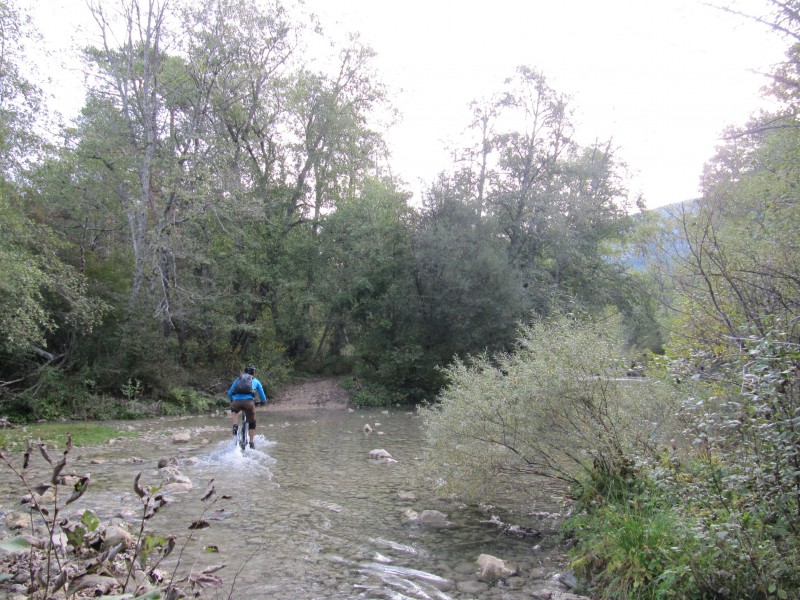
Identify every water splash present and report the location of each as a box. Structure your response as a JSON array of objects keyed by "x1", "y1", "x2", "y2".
[{"x1": 192, "y1": 435, "x2": 277, "y2": 481}]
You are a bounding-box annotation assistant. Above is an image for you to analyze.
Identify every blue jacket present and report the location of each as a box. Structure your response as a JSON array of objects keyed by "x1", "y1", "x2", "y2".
[{"x1": 228, "y1": 376, "x2": 267, "y2": 403}]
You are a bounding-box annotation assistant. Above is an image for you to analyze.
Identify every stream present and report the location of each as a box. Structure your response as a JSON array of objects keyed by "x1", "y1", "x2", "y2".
[{"x1": 0, "y1": 408, "x2": 572, "y2": 598}]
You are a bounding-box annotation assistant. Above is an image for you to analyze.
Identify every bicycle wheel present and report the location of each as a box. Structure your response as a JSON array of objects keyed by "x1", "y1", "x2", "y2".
[{"x1": 238, "y1": 412, "x2": 249, "y2": 452}]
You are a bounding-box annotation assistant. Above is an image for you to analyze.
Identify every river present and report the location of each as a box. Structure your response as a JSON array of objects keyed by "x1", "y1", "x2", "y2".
[{"x1": 0, "y1": 408, "x2": 572, "y2": 598}]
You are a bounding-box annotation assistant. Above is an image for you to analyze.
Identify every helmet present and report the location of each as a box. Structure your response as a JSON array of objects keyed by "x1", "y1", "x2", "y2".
[{"x1": 244, "y1": 365, "x2": 255, "y2": 375}]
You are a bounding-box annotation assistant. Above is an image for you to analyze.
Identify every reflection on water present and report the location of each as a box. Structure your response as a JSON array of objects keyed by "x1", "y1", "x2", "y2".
[{"x1": 0, "y1": 409, "x2": 569, "y2": 598}]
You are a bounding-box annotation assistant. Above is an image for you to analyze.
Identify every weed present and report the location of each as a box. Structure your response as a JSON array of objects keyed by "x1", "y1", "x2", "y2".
[{"x1": 0, "y1": 436, "x2": 226, "y2": 598}]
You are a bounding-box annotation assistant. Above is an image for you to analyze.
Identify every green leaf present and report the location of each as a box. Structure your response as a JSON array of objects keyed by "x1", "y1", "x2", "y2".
[
  {"x1": 0, "y1": 536, "x2": 31, "y2": 553},
  {"x1": 98, "y1": 591, "x2": 161, "y2": 599},
  {"x1": 81, "y1": 509, "x2": 100, "y2": 532},
  {"x1": 65, "y1": 525, "x2": 86, "y2": 549}
]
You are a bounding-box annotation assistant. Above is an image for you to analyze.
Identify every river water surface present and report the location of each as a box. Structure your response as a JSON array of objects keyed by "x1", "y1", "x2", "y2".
[{"x1": 0, "y1": 409, "x2": 571, "y2": 598}]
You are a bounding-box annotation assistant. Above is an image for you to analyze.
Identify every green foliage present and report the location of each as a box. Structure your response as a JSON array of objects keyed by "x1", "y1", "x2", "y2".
[
  {"x1": 659, "y1": 105, "x2": 800, "y2": 355},
  {"x1": 64, "y1": 510, "x2": 100, "y2": 550},
  {"x1": 0, "y1": 0, "x2": 44, "y2": 173},
  {"x1": 0, "y1": 195, "x2": 106, "y2": 358},
  {"x1": 348, "y1": 380, "x2": 405, "y2": 408},
  {"x1": 416, "y1": 314, "x2": 678, "y2": 501},
  {"x1": 568, "y1": 498, "x2": 692, "y2": 599},
  {"x1": 158, "y1": 387, "x2": 220, "y2": 415},
  {"x1": 122, "y1": 378, "x2": 143, "y2": 405},
  {"x1": 2, "y1": 0, "x2": 646, "y2": 422},
  {"x1": 662, "y1": 332, "x2": 800, "y2": 597},
  {"x1": 567, "y1": 331, "x2": 800, "y2": 599},
  {"x1": 136, "y1": 533, "x2": 170, "y2": 570},
  {"x1": 608, "y1": 30, "x2": 800, "y2": 594},
  {"x1": 0, "y1": 366, "x2": 119, "y2": 422},
  {"x1": 315, "y1": 178, "x2": 429, "y2": 392},
  {"x1": 408, "y1": 70, "x2": 636, "y2": 385},
  {"x1": 413, "y1": 174, "x2": 526, "y2": 363}
]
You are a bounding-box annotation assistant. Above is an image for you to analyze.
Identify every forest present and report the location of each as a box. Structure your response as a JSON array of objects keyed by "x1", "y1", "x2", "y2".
[
  {"x1": 0, "y1": 0, "x2": 646, "y2": 415},
  {"x1": 1, "y1": 0, "x2": 799, "y2": 597}
]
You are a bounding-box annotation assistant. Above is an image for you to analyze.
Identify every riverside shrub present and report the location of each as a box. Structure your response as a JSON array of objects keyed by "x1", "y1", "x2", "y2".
[
  {"x1": 416, "y1": 314, "x2": 678, "y2": 502},
  {"x1": 659, "y1": 332, "x2": 800, "y2": 598},
  {"x1": 567, "y1": 330, "x2": 800, "y2": 599}
]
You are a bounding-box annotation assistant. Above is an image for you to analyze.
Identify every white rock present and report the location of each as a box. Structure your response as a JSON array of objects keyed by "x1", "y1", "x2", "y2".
[
  {"x1": 402, "y1": 509, "x2": 419, "y2": 522},
  {"x1": 169, "y1": 474, "x2": 192, "y2": 485},
  {"x1": 104, "y1": 525, "x2": 134, "y2": 550},
  {"x1": 159, "y1": 465, "x2": 181, "y2": 478},
  {"x1": 476, "y1": 554, "x2": 515, "y2": 581},
  {"x1": 5, "y1": 512, "x2": 29, "y2": 531},
  {"x1": 420, "y1": 509, "x2": 449, "y2": 527},
  {"x1": 164, "y1": 482, "x2": 193, "y2": 493}
]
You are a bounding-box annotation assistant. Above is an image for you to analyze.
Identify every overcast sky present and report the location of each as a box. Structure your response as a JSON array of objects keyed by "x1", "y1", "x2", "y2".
[{"x1": 30, "y1": 0, "x2": 788, "y2": 209}]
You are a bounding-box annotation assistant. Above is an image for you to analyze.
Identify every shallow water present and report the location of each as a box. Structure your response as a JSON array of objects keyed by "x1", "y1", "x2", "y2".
[{"x1": 0, "y1": 409, "x2": 570, "y2": 598}]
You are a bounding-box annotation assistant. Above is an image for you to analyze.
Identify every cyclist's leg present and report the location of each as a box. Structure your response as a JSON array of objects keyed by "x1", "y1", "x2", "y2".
[{"x1": 230, "y1": 403, "x2": 240, "y2": 435}]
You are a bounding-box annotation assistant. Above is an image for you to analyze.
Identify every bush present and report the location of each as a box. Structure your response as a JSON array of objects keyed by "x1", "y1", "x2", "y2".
[
  {"x1": 347, "y1": 380, "x2": 405, "y2": 408},
  {"x1": 654, "y1": 331, "x2": 800, "y2": 598},
  {"x1": 416, "y1": 314, "x2": 678, "y2": 502},
  {"x1": 567, "y1": 329, "x2": 800, "y2": 599},
  {"x1": 158, "y1": 387, "x2": 221, "y2": 415},
  {"x1": 0, "y1": 366, "x2": 99, "y2": 422}
]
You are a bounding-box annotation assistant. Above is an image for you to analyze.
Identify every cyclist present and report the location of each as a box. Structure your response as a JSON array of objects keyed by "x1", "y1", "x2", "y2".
[{"x1": 227, "y1": 365, "x2": 267, "y2": 449}]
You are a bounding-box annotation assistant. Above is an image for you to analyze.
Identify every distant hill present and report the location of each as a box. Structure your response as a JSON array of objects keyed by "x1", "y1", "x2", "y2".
[{"x1": 622, "y1": 198, "x2": 700, "y2": 271}]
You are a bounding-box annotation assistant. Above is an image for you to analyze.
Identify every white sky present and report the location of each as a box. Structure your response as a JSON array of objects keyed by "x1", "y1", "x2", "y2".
[{"x1": 28, "y1": 0, "x2": 789, "y2": 209}]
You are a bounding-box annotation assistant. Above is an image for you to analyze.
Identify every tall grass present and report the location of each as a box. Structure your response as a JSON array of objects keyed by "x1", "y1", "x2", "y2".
[{"x1": 0, "y1": 422, "x2": 138, "y2": 450}]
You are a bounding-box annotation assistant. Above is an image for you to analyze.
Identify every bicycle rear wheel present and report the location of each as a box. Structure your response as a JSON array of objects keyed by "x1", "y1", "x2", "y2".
[{"x1": 238, "y1": 412, "x2": 249, "y2": 452}]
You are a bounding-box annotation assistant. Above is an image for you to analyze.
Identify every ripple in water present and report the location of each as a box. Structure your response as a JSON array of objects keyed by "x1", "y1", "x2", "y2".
[{"x1": 0, "y1": 410, "x2": 570, "y2": 599}]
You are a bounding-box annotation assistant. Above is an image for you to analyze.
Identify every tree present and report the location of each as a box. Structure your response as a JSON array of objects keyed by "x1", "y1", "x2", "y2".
[
  {"x1": 660, "y1": 110, "x2": 800, "y2": 356},
  {"x1": 315, "y1": 178, "x2": 426, "y2": 392},
  {"x1": 0, "y1": 2, "x2": 104, "y2": 383},
  {"x1": 484, "y1": 67, "x2": 575, "y2": 269},
  {"x1": 412, "y1": 172, "x2": 525, "y2": 363},
  {"x1": 83, "y1": 0, "x2": 187, "y2": 329},
  {"x1": 0, "y1": 195, "x2": 105, "y2": 366},
  {"x1": 413, "y1": 67, "x2": 636, "y2": 364},
  {"x1": 0, "y1": 0, "x2": 43, "y2": 174}
]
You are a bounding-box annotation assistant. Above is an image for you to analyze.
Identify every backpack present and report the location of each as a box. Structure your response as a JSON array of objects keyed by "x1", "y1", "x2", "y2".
[{"x1": 232, "y1": 373, "x2": 254, "y2": 395}]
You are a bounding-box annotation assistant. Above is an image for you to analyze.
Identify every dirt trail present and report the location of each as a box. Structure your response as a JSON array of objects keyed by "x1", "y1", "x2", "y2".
[{"x1": 261, "y1": 377, "x2": 351, "y2": 411}]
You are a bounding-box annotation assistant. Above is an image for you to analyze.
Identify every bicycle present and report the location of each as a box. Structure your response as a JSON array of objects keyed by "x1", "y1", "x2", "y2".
[{"x1": 237, "y1": 410, "x2": 250, "y2": 453}]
